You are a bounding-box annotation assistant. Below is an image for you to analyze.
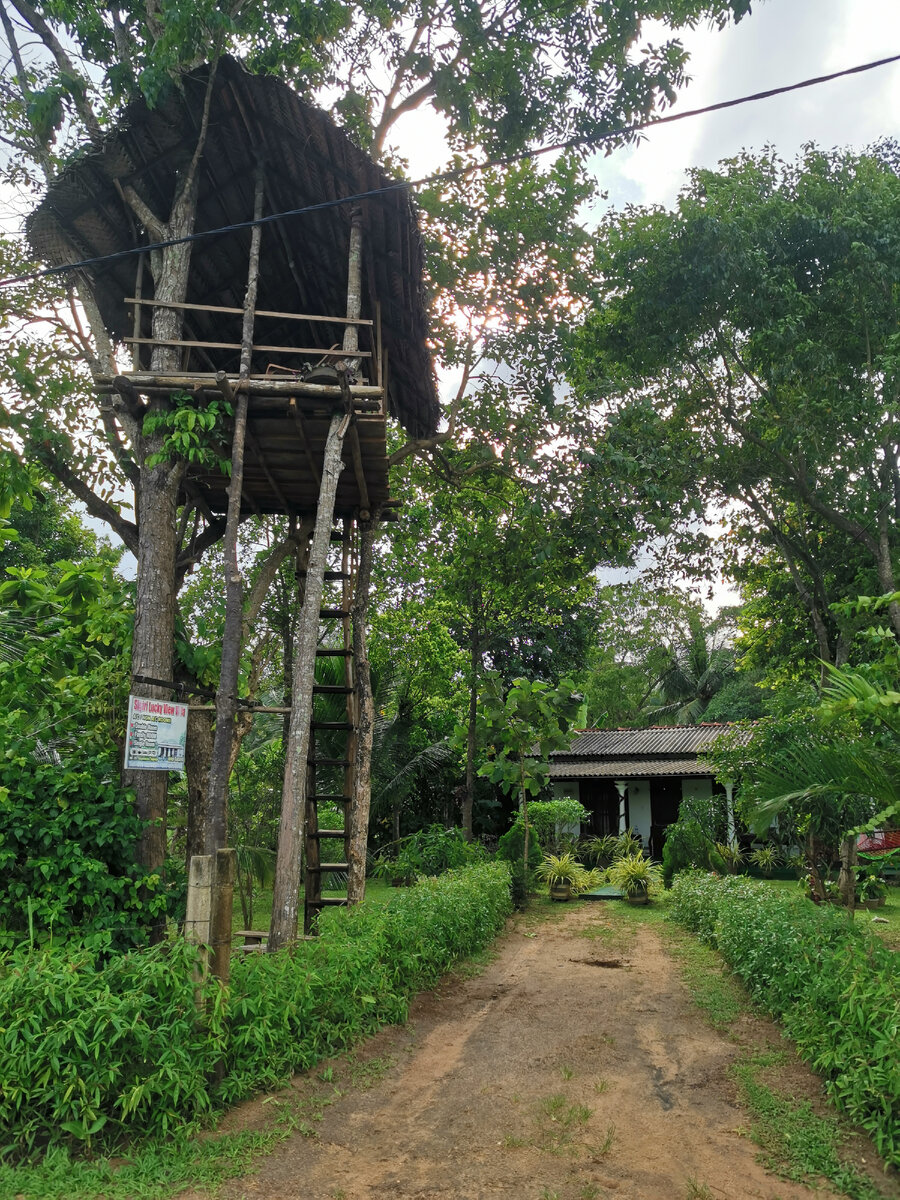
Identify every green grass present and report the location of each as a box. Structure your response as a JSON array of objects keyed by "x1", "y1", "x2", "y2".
[
  {"x1": 733, "y1": 1053, "x2": 886, "y2": 1200},
  {"x1": 232, "y1": 880, "x2": 395, "y2": 935}
]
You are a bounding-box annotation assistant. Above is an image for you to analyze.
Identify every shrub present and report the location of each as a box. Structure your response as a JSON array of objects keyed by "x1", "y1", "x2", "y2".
[
  {"x1": 372, "y1": 824, "x2": 485, "y2": 884},
  {"x1": 0, "y1": 728, "x2": 172, "y2": 950},
  {"x1": 0, "y1": 861, "x2": 512, "y2": 1159},
  {"x1": 527, "y1": 799, "x2": 588, "y2": 853},
  {"x1": 497, "y1": 821, "x2": 543, "y2": 907},
  {"x1": 669, "y1": 872, "x2": 900, "y2": 1165}
]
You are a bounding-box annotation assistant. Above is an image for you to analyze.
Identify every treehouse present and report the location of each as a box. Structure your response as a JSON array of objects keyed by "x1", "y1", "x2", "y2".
[
  {"x1": 27, "y1": 56, "x2": 439, "y2": 942},
  {"x1": 28, "y1": 55, "x2": 439, "y2": 515}
]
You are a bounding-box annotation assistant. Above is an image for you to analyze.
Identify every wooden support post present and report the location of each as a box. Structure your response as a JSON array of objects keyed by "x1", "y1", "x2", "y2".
[
  {"x1": 270, "y1": 412, "x2": 346, "y2": 949},
  {"x1": 205, "y1": 167, "x2": 265, "y2": 856},
  {"x1": 347, "y1": 510, "x2": 380, "y2": 903},
  {"x1": 270, "y1": 207, "x2": 363, "y2": 950},
  {"x1": 209, "y1": 848, "x2": 237, "y2": 986},
  {"x1": 185, "y1": 853, "x2": 213, "y2": 1004}
]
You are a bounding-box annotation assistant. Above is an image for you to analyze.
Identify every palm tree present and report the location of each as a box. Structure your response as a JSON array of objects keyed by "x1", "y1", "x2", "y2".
[
  {"x1": 745, "y1": 668, "x2": 900, "y2": 906},
  {"x1": 644, "y1": 612, "x2": 736, "y2": 725}
]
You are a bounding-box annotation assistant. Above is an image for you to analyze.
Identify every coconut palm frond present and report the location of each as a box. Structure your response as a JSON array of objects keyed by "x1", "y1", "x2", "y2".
[
  {"x1": 374, "y1": 738, "x2": 454, "y2": 802},
  {"x1": 748, "y1": 739, "x2": 900, "y2": 837},
  {"x1": 234, "y1": 844, "x2": 277, "y2": 888}
]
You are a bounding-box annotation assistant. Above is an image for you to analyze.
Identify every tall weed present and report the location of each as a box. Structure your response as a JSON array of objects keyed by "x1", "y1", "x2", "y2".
[{"x1": 668, "y1": 872, "x2": 899, "y2": 1166}]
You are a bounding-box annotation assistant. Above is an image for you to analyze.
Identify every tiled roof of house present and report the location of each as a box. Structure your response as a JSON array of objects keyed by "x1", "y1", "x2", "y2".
[
  {"x1": 550, "y1": 723, "x2": 746, "y2": 760},
  {"x1": 548, "y1": 758, "x2": 715, "y2": 780}
]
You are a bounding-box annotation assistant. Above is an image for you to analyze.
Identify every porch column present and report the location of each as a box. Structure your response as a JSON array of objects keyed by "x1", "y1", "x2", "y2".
[
  {"x1": 614, "y1": 780, "x2": 628, "y2": 833},
  {"x1": 724, "y1": 780, "x2": 736, "y2": 847}
]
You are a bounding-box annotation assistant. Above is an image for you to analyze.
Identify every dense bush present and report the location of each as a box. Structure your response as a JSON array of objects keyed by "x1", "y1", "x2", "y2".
[
  {"x1": 0, "y1": 727, "x2": 171, "y2": 950},
  {"x1": 669, "y1": 872, "x2": 899, "y2": 1164},
  {"x1": 0, "y1": 861, "x2": 512, "y2": 1159}
]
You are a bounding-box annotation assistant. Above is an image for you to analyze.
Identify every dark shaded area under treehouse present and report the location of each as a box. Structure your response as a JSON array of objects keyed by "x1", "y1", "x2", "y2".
[{"x1": 27, "y1": 55, "x2": 440, "y2": 519}]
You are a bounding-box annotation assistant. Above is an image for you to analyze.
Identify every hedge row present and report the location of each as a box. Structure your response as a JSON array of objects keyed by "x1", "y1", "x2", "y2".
[
  {"x1": 0, "y1": 861, "x2": 512, "y2": 1159},
  {"x1": 668, "y1": 872, "x2": 899, "y2": 1165}
]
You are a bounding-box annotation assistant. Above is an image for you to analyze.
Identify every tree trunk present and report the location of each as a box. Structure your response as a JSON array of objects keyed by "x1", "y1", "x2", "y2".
[
  {"x1": 839, "y1": 834, "x2": 858, "y2": 916},
  {"x1": 126, "y1": 165, "x2": 200, "y2": 883},
  {"x1": 268, "y1": 412, "x2": 347, "y2": 950},
  {"x1": 185, "y1": 707, "x2": 215, "y2": 864},
  {"x1": 462, "y1": 636, "x2": 481, "y2": 840},
  {"x1": 347, "y1": 511, "x2": 380, "y2": 903}
]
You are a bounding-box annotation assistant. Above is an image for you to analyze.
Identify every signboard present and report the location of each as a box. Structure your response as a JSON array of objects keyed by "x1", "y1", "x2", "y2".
[{"x1": 125, "y1": 695, "x2": 188, "y2": 772}]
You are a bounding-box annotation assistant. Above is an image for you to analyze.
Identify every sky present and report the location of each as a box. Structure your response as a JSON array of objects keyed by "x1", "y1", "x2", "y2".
[{"x1": 592, "y1": 0, "x2": 900, "y2": 211}]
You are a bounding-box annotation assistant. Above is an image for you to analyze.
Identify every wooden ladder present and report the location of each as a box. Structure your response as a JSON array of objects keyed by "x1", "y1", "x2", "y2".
[{"x1": 304, "y1": 518, "x2": 358, "y2": 933}]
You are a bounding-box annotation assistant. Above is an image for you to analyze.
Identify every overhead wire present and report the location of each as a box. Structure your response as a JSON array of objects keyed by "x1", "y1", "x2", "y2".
[{"x1": 0, "y1": 50, "x2": 899, "y2": 290}]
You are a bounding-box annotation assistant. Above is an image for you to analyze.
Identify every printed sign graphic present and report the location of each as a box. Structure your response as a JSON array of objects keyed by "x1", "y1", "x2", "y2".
[{"x1": 125, "y1": 695, "x2": 188, "y2": 772}]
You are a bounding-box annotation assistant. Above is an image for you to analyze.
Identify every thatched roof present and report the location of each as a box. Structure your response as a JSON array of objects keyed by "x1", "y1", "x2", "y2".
[{"x1": 27, "y1": 57, "x2": 439, "y2": 439}]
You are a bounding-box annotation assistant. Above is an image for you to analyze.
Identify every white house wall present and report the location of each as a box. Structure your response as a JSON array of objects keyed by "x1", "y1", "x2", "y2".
[{"x1": 553, "y1": 775, "x2": 716, "y2": 849}]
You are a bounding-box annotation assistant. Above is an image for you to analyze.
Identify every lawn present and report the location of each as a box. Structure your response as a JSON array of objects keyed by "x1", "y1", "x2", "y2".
[{"x1": 231, "y1": 880, "x2": 396, "y2": 937}]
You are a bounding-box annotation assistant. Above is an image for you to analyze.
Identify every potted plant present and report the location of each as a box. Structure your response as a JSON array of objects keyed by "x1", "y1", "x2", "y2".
[
  {"x1": 856, "y1": 869, "x2": 888, "y2": 909},
  {"x1": 535, "y1": 852, "x2": 582, "y2": 901},
  {"x1": 607, "y1": 852, "x2": 663, "y2": 905}
]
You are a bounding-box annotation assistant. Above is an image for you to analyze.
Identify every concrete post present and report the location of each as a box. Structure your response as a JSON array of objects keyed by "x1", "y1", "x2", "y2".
[
  {"x1": 185, "y1": 853, "x2": 213, "y2": 1005},
  {"x1": 614, "y1": 780, "x2": 628, "y2": 834},
  {"x1": 725, "y1": 781, "x2": 736, "y2": 847}
]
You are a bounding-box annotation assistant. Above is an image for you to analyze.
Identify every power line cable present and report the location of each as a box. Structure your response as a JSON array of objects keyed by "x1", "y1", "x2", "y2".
[{"x1": 1, "y1": 51, "x2": 899, "y2": 290}]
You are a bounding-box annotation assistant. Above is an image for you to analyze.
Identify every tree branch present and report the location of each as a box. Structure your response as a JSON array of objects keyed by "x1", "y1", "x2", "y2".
[
  {"x1": 175, "y1": 516, "x2": 229, "y2": 585},
  {"x1": 120, "y1": 185, "x2": 167, "y2": 242},
  {"x1": 0, "y1": 0, "x2": 52, "y2": 173},
  {"x1": 34, "y1": 445, "x2": 138, "y2": 554},
  {"x1": 8, "y1": 0, "x2": 104, "y2": 144}
]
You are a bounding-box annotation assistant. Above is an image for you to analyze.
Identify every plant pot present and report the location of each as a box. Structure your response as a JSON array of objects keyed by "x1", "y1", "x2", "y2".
[
  {"x1": 549, "y1": 882, "x2": 572, "y2": 902},
  {"x1": 860, "y1": 896, "x2": 887, "y2": 909},
  {"x1": 625, "y1": 889, "x2": 649, "y2": 906}
]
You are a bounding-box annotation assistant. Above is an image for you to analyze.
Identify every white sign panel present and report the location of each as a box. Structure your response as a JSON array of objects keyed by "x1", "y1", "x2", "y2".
[{"x1": 125, "y1": 695, "x2": 188, "y2": 772}]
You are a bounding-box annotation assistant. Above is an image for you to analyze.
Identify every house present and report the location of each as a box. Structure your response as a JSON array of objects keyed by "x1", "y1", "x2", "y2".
[{"x1": 548, "y1": 724, "x2": 744, "y2": 858}]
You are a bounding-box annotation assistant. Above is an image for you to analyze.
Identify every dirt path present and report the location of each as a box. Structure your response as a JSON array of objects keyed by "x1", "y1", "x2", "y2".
[{"x1": 186, "y1": 903, "x2": 893, "y2": 1200}]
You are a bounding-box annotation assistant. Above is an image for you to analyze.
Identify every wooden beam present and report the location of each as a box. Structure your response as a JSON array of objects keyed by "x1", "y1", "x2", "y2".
[
  {"x1": 347, "y1": 423, "x2": 370, "y2": 513},
  {"x1": 125, "y1": 336, "x2": 372, "y2": 357},
  {"x1": 245, "y1": 426, "x2": 292, "y2": 512},
  {"x1": 94, "y1": 374, "x2": 383, "y2": 399},
  {"x1": 288, "y1": 397, "x2": 321, "y2": 487},
  {"x1": 125, "y1": 297, "x2": 373, "y2": 325}
]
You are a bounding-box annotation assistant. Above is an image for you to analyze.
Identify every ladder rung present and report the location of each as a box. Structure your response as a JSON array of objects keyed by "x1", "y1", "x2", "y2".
[
  {"x1": 312, "y1": 794, "x2": 351, "y2": 804},
  {"x1": 319, "y1": 607, "x2": 349, "y2": 619},
  {"x1": 296, "y1": 570, "x2": 350, "y2": 580},
  {"x1": 315, "y1": 648, "x2": 353, "y2": 656},
  {"x1": 309, "y1": 897, "x2": 348, "y2": 907},
  {"x1": 308, "y1": 862, "x2": 349, "y2": 872},
  {"x1": 311, "y1": 721, "x2": 354, "y2": 731},
  {"x1": 308, "y1": 757, "x2": 350, "y2": 767},
  {"x1": 308, "y1": 829, "x2": 346, "y2": 839},
  {"x1": 312, "y1": 685, "x2": 354, "y2": 694}
]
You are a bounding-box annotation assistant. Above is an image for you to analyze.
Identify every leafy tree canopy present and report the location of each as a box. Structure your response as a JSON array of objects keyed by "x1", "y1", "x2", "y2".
[{"x1": 570, "y1": 143, "x2": 900, "y2": 662}]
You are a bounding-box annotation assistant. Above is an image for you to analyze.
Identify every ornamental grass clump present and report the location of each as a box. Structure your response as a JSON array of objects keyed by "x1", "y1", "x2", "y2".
[
  {"x1": 0, "y1": 861, "x2": 512, "y2": 1160},
  {"x1": 668, "y1": 872, "x2": 899, "y2": 1166}
]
